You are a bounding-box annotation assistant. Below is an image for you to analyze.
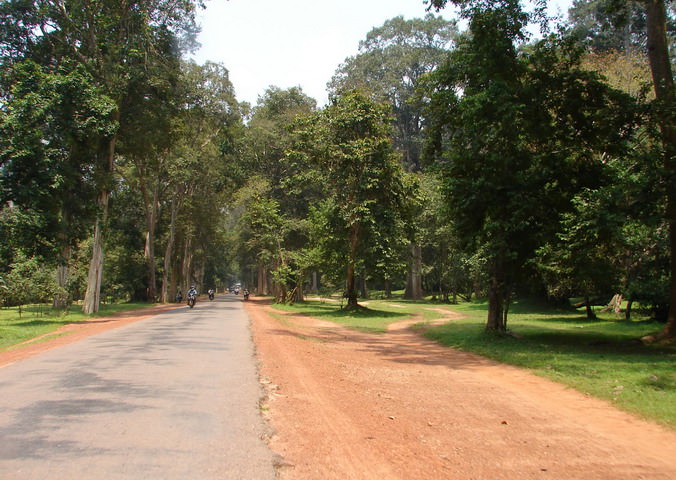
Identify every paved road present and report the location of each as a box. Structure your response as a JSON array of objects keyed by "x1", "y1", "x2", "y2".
[{"x1": 0, "y1": 295, "x2": 277, "y2": 479}]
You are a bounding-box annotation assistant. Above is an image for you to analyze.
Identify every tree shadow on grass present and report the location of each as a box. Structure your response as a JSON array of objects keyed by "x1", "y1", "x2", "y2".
[
  {"x1": 517, "y1": 330, "x2": 675, "y2": 356},
  {"x1": 13, "y1": 319, "x2": 68, "y2": 328}
]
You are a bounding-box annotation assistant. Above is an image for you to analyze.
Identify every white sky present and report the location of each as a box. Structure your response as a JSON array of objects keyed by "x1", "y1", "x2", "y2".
[{"x1": 191, "y1": 0, "x2": 573, "y2": 107}]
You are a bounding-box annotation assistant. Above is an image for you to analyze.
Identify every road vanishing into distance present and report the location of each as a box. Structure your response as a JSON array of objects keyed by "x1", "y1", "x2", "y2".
[{"x1": 0, "y1": 295, "x2": 277, "y2": 479}]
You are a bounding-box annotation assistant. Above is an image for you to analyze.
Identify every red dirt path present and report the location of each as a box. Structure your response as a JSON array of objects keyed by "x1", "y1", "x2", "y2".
[{"x1": 245, "y1": 297, "x2": 676, "y2": 480}]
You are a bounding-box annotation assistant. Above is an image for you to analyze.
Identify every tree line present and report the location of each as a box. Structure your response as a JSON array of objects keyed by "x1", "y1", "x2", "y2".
[{"x1": 0, "y1": 0, "x2": 674, "y2": 340}]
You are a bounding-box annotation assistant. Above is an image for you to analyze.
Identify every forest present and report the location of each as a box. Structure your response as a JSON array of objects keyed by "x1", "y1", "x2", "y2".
[{"x1": 0, "y1": 0, "x2": 674, "y2": 339}]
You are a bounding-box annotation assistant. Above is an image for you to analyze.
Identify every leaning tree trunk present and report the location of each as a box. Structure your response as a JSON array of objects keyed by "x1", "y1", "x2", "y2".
[{"x1": 644, "y1": 0, "x2": 676, "y2": 340}]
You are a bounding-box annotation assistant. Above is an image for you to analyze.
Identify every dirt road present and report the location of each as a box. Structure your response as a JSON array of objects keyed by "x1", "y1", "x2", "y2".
[{"x1": 246, "y1": 298, "x2": 676, "y2": 480}]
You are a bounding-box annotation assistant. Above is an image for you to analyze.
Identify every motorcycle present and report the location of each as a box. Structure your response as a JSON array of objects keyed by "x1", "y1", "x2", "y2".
[
  {"x1": 243, "y1": 290, "x2": 250, "y2": 301},
  {"x1": 187, "y1": 292, "x2": 197, "y2": 308},
  {"x1": 208, "y1": 290, "x2": 215, "y2": 301}
]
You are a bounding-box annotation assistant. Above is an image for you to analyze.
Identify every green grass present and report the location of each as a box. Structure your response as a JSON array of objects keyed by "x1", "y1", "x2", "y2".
[
  {"x1": 273, "y1": 297, "x2": 676, "y2": 428},
  {"x1": 0, "y1": 302, "x2": 158, "y2": 351}
]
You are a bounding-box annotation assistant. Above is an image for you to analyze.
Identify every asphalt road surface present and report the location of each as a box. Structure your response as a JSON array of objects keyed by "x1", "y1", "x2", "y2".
[{"x1": 0, "y1": 295, "x2": 277, "y2": 479}]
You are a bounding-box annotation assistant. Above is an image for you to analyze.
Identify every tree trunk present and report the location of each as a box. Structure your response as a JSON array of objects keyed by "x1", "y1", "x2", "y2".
[
  {"x1": 345, "y1": 224, "x2": 360, "y2": 309},
  {"x1": 144, "y1": 229, "x2": 156, "y2": 301},
  {"x1": 194, "y1": 260, "x2": 205, "y2": 291},
  {"x1": 359, "y1": 276, "x2": 369, "y2": 300},
  {"x1": 626, "y1": 298, "x2": 634, "y2": 321},
  {"x1": 53, "y1": 244, "x2": 71, "y2": 309},
  {"x1": 486, "y1": 259, "x2": 507, "y2": 332},
  {"x1": 82, "y1": 190, "x2": 109, "y2": 314},
  {"x1": 293, "y1": 276, "x2": 305, "y2": 303},
  {"x1": 82, "y1": 129, "x2": 117, "y2": 314},
  {"x1": 404, "y1": 243, "x2": 423, "y2": 299},
  {"x1": 644, "y1": 0, "x2": 676, "y2": 340},
  {"x1": 181, "y1": 236, "x2": 193, "y2": 293},
  {"x1": 142, "y1": 181, "x2": 160, "y2": 302},
  {"x1": 311, "y1": 271, "x2": 319, "y2": 293},
  {"x1": 486, "y1": 283, "x2": 505, "y2": 332},
  {"x1": 257, "y1": 263, "x2": 268, "y2": 295},
  {"x1": 584, "y1": 295, "x2": 597, "y2": 320},
  {"x1": 161, "y1": 196, "x2": 178, "y2": 303},
  {"x1": 384, "y1": 279, "x2": 392, "y2": 299}
]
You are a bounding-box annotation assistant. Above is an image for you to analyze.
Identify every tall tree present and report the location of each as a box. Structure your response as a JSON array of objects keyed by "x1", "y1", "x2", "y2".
[
  {"x1": 328, "y1": 14, "x2": 458, "y2": 172},
  {"x1": 568, "y1": 0, "x2": 651, "y2": 51},
  {"x1": 290, "y1": 91, "x2": 411, "y2": 309},
  {"x1": 425, "y1": 0, "x2": 636, "y2": 331},
  {"x1": 329, "y1": 14, "x2": 457, "y2": 300},
  {"x1": 642, "y1": 0, "x2": 676, "y2": 339},
  {"x1": 0, "y1": 59, "x2": 116, "y2": 306},
  {"x1": 237, "y1": 86, "x2": 317, "y2": 295}
]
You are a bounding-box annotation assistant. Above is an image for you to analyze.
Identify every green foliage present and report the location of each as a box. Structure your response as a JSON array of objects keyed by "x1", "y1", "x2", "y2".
[
  {"x1": 0, "y1": 204, "x2": 52, "y2": 271},
  {"x1": 566, "y1": 0, "x2": 673, "y2": 53},
  {"x1": 423, "y1": 1, "x2": 638, "y2": 330},
  {"x1": 0, "y1": 60, "x2": 116, "y2": 262},
  {"x1": 329, "y1": 14, "x2": 458, "y2": 171},
  {"x1": 0, "y1": 252, "x2": 64, "y2": 307}
]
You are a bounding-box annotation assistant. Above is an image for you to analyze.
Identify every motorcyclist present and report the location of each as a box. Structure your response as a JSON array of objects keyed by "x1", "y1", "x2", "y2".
[
  {"x1": 175, "y1": 290, "x2": 183, "y2": 302},
  {"x1": 208, "y1": 288, "x2": 215, "y2": 300},
  {"x1": 188, "y1": 285, "x2": 198, "y2": 299}
]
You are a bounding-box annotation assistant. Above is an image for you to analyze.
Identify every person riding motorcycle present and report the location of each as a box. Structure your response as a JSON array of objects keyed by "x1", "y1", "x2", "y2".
[
  {"x1": 208, "y1": 288, "x2": 215, "y2": 300},
  {"x1": 187, "y1": 285, "x2": 198, "y2": 307}
]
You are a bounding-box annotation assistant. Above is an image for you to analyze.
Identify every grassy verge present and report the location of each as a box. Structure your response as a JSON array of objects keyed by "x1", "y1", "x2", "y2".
[
  {"x1": 0, "y1": 302, "x2": 159, "y2": 351},
  {"x1": 272, "y1": 297, "x2": 675, "y2": 428}
]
